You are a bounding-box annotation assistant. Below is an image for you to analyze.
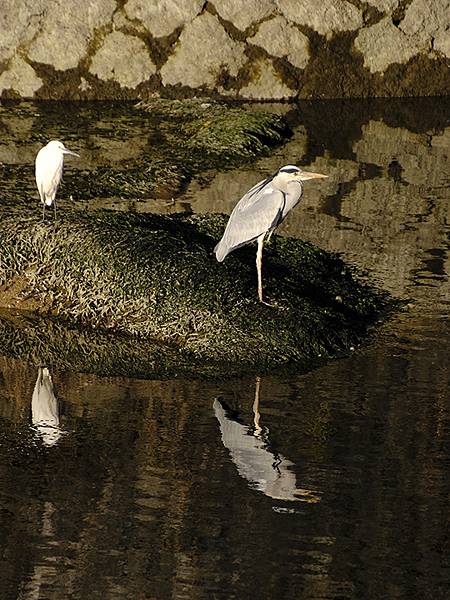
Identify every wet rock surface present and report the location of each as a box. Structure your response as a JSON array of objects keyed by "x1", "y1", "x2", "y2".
[{"x1": 0, "y1": 0, "x2": 448, "y2": 100}]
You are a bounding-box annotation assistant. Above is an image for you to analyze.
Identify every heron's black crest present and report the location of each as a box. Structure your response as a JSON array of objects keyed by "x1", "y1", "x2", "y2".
[{"x1": 278, "y1": 166, "x2": 300, "y2": 174}]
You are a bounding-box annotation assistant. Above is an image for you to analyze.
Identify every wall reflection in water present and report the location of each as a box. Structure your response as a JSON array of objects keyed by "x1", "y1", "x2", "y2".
[{"x1": 214, "y1": 378, "x2": 321, "y2": 503}]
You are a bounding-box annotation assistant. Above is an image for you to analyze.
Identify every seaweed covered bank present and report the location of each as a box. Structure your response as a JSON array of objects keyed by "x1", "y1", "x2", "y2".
[{"x1": 0, "y1": 209, "x2": 388, "y2": 377}]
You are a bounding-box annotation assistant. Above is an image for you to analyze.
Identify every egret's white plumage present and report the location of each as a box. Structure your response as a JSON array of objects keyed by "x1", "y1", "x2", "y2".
[
  {"x1": 35, "y1": 140, "x2": 79, "y2": 219},
  {"x1": 214, "y1": 165, "x2": 328, "y2": 304}
]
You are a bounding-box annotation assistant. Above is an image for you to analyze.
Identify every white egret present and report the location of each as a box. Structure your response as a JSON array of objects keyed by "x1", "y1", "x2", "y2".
[
  {"x1": 214, "y1": 165, "x2": 328, "y2": 304},
  {"x1": 35, "y1": 140, "x2": 79, "y2": 220}
]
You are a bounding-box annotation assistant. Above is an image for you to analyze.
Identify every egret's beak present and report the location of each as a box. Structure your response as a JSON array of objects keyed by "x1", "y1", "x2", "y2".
[
  {"x1": 298, "y1": 171, "x2": 328, "y2": 181},
  {"x1": 63, "y1": 149, "x2": 80, "y2": 158}
]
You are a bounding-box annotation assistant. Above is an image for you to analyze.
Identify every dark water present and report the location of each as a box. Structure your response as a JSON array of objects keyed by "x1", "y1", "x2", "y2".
[{"x1": 0, "y1": 99, "x2": 449, "y2": 599}]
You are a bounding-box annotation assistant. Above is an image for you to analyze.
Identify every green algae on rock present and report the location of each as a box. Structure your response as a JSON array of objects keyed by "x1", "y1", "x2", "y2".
[
  {"x1": 0, "y1": 207, "x2": 388, "y2": 377},
  {"x1": 135, "y1": 99, "x2": 291, "y2": 161}
]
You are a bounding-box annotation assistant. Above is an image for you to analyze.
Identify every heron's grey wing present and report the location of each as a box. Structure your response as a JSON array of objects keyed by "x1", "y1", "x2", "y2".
[
  {"x1": 233, "y1": 175, "x2": 273, "y2": 211},
  {"x1": 214, "y1": 183, "x2": 285, "y2": 261}
]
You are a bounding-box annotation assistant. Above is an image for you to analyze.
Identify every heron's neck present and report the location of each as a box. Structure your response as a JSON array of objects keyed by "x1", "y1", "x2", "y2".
[
  {"x1": 273, "y1": 175, "x2": 303, "y2": 195},
  {"x1": 286, "y1": 180, "x2": 303, "y2": 196}
]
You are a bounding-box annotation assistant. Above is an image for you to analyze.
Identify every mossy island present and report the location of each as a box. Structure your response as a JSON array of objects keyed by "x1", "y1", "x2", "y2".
[
  {"x1": 0, "y1": 100, "x2": 390, "y2": 378},
  {"x1": 0, "y1": 208, "x2": 388, "y2": 378}
]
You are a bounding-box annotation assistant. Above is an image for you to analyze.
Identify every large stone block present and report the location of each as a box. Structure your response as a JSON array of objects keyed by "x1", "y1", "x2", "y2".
[
  {"x1": 278, "y1": 0, "x2": 363, "y2": 37},
  {"x1": 400, "y1": 0, "x2": 450, "y2": 46},
  {"x1": 0, "y1": 0, "x2": 44, "y2": 63},
  {"x1": 0, "y1": 56, "x2": 43, "y2": 98},
  {"x1": 213, "y1": 0, "x2": 276, "y2": 31},
  {"x1": 433, "y1": 29, "x2": 450, "y2": 58},
  {"x1": 364, "y1": 0, "x2": 399, "y2": 11},
  {"x1": 160, "y1": 12, "x2": 246, "y2": 88},
  {"x1": 27, "y1": 0, "x2": 116, "y2": 71},
  {"x1": 89, "y1": 31, "x2": 157, "y2": 88},
  {"x1": 239, "y1": 58, "x2": 295, "y2": 100},
  {"x1": 249, "y1": 16, "x2": 310, "y2": 69},
  {"x1": 354, "y1": 17, "x2": 422, "y2": 73},
  {"x1": 125, "y1": 0, "x2": 203, "y2": 38}
]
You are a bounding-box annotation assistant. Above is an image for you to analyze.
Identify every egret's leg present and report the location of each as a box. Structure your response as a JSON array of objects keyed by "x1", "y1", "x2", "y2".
[
  {"x1": 42, "y1": 203, "x2": 45, "y2": 222},
  {"x1": 256, "y1": 233, "x2": 265, "y2": 303},
  {"x1": 53, "y1": 201, "x2": 57, "y2": 221}
]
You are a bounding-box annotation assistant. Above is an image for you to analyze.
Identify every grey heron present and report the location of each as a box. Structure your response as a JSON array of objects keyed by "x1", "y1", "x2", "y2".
[
  {"x1": 214, "y1": 165, "x2": 328, "y2": 304},
  {"x1": 35, "y1": 140, "x2": 79, "y2": 220}
]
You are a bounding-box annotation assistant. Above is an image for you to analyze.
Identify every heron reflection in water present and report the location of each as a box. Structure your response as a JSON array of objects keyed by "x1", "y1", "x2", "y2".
[
  {"x1": 214, "y1": 377, "x2": 321, "y2": 503},
  {"x1": 32, "y1": 366, "x2": 64, "y2": 447}
]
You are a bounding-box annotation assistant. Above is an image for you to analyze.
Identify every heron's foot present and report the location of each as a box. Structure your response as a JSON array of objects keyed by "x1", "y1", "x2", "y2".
[
  {"x1": 259, "y1": 298, "x2": 279, "y2": 308},
  {"x1": 260, "y1": 297, "x2": 290, "y2": 310}
]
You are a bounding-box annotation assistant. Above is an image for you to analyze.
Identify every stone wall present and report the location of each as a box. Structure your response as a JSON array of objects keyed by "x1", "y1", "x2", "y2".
[{"x1": 0, "y1": 0, "x2": 449, "y2": 100}]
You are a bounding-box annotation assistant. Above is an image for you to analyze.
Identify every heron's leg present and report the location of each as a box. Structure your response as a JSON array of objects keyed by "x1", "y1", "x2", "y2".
[
  {"x1": 253, "y1": 375, "x2": 262, "y2": 436},
  {"x1": 53, "y1": 201, "x2": 57, "y2": 221},
  {"x1": 257, "y1": 233, "x2": 278, "y2": 306},
  {"x1": 256, "y1": 233, "x2": 265, "y2": 303}
]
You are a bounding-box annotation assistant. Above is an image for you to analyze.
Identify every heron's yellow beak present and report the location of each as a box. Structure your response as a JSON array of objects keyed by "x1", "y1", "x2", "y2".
[{"x1": 298, "y1": 170, "x2": 328, "y2": 181}]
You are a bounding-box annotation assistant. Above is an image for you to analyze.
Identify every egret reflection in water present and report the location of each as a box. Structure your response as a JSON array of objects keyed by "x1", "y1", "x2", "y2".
[
  {"x1": 31, "y1": 366, "x2": 64, "y2": 447},
  {"x1": 214, "y1": 377, "x2": 321, "y2": 503},
  {"x1": 21, "y1": 502, "x2": 59, "y2": 599}
]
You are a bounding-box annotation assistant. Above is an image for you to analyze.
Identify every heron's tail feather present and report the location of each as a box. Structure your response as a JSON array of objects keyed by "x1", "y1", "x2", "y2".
[{"x1": 214, "y1": 240, "x2": 229, "y2": 262}]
